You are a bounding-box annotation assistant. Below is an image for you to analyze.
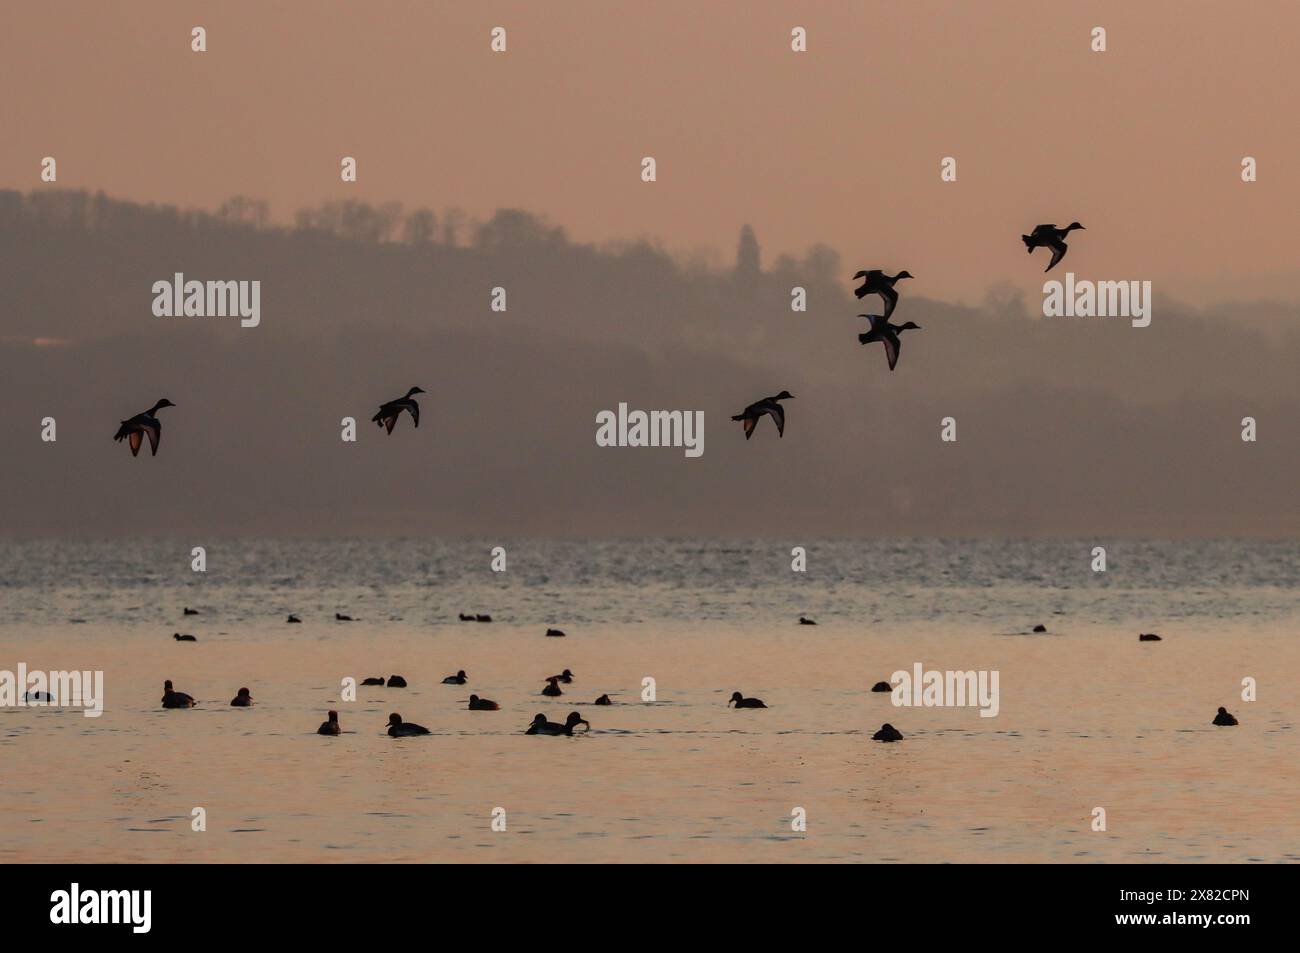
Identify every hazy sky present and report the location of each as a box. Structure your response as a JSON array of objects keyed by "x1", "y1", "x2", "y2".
[
  {"x1": 1, "y1": 2, "x2": 1296, "y2": 539},
  {"x1": 4, "y1": 0, "x2": 1299, "y2": 305}
]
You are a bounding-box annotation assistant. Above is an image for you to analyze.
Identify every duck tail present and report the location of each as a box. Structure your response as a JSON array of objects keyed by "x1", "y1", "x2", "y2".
[{"x1": 730, "y1": 414, "x2": 745, "y2": 421}]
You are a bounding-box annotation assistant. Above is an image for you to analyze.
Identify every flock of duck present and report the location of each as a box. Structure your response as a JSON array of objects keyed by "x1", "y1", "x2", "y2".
[{"x1": 112, "y1": 223, "x2": 1086, "y2": 454}]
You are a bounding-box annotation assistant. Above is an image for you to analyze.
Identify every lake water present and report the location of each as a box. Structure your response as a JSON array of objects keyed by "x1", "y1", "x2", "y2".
[{"x1": 1, "y1": 538, "x2": 1296, "y2": 862}]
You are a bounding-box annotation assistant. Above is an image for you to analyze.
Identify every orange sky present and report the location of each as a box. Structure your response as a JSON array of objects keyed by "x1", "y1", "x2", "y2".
[{"x1": 4, "y1": 0, "x2": 1299, "y2": 307}]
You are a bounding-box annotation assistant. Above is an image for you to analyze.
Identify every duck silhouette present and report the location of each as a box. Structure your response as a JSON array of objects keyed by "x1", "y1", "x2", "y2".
[
  {"x1": 872, "y1": 723, "x2": 903, "y2": 742},
  {"x1": 732, "y1": 391, "x2": 794, "y2": 440},
  {"x1": 542, "y1": 677, "x2": 563, "y2": 697},
  {"x1": 858, "y1": 314, "x2": 921, "y2": 371},
  {"x1": 546, "y1": 627, "x2": 567, "y2": 637},
  {"x1": 442, "y1": 670, "x2": 468, "y2": 685},
  {"x1": 468, "y1": 694, "x2": 500, "y2": 711},
  {"x1": 386, "y1": 713, "x2": 430, "y2": 736},
  {"x1": 286, "y1": 614, "x2": 301, "y2": 624},
  {"x1": 871, "y1": 681, "x2": 893, "y2": 693},
  {"x1": 360, "y1": 677, "x2": 385, "y2": 686},
  {"x1": 113, "y1": 399, "x2": 175, "y2": 457},
  {"x1": 372, "y1": 387, "x2": 424, "y2": 434},
  {"x1": 183, "y1": 607, "x2": 199, "y2": 616},
  {"x1": 230, "y1": 687, "x2": 253, "y2": 707},
  {"x1": 1212, "y1": 707, "x2": 1238, "y2": 726},
  {"x1": 852, "y1": 270, "x2": 913, "y2": 319},
  {"x1": 551, "y1": 669, "x2": 574, "y2": 684},
  {"x1": 594, "y1": 694, "x2": 613, "y2": 706},
  {"x1": 173, "y1": 632, "x2": 196, "y2": 642},
  {"x1": 799, "y1": 616, "x2": 817, "y2": 626},
  {"x1": 1139, "y1": 633, "x2": 1162, "y2": 641},
  {"x1": 728, "y1": 691, "x2": 767, "y2": 709},
  {"x1": 1022, "y1": 222, "x2": 1084, "y2": 272},
  {"x1": 318, "y1": 710, "x2": 341, "y2": 735},
  {"x1": 161, "y1": 679, "x2": 195, "y2": 709},
  {"x1": 526, "y1": 712, "x2": 589, "y2": 736},
  {"x1": 335, "y1": 613, "x2": 353, "y2": 622},
  {"x1": 386, "y1": 675, "x2": 407, "y2": 688}
]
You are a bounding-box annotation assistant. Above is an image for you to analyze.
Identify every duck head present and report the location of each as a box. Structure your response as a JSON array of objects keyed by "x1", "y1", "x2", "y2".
[
  {"x1": 530, "y1": 713, "x2": 548, "y2": 727},
  {"x1": 387, "y1": 713, "x2": 403, "y2": 727},
  {"x1": 1217, "y1": 707, "x2": 1228, "y2": 715},
  {"x1": 773, "y1": 390, "x2": 794, "y2": 401},
  {"x1": 895, "y1": 271, "x2": 914, "y2": 280},
  {"x1": 406, "y1": 387, "x2": 425, "y2": 396},
  {"x1": 152, "y1": 399, "x2": 176, "y2": 412},
  {"x1": 852, "y1": 270, "x2": 869, "y2": 280},
  {"x1": 1066, "y1": 222, "x2": 1085, "y2": 232},
  {"x1": 327, "y1": 710, "x2": 339, "y2": 722},
  {"x1": 565, "y1": 712, "x2": 590, "y2": 731},
  {"x1": 561, "y1": 669, "x2": 574, "y2": 678},
  {"x1": 164, "y1": 680, "x2": 174, "y2": 692},
  {"x1": 457, "y1": 670, "x2": 467, "y2": 679},
  {"x1": 236, "y1": 688, "x2": 251, "y2": 699},
  {"x1": 728, "y1": 691, "x2": 744, "y2": 706}
]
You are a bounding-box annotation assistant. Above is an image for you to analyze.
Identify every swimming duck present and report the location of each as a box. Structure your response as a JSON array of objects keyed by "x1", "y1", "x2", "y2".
[
  {"x1": 551, "y1": 669, "x2": 574, "y2": 684},
  {"x1": 799, "y1": 616, "x2": 817, "y2": 625},
  {"x1": 731, "y1": 391, "x2": 794, "y2": 440},
  {"x1": 183, "y1": 607, "x2": 199, "y2": 616},
  {"x1": 594, "y1": 694, "x2": 612, "y2": 706},
  {"x1": 1022, "y1": 222, "x2": 1084, "y2": 272},
  {"x1": 371, "y1": 387, "x2": 425, "y2": 434},
  {"x1": 360, "y1": 677, "x2": 386, "y2": 686},
  {"x1": 173, "y1": 633, "x2": 196, "y2": 642},
  {"x1": 23, "y1": 691, "x2": 54, "y2": 702},
  {"x1": 458, "y1": 613, "x2": 475, "y2": 621},
  {"x1": 318, "y1": 710, "x2": 341, "y2": 735},
  {"x1": 546, "y1": 628, "x2": 566, "y2": 637},
  {"x1": 476, "y1": 614, "x2": 492, "y2": 623},
  {"x1": 335, "y1": 613, "x2": 353, "y2": 622},
  {"x1": 1212, "y1": 707, "x2": 1238, "y2": 726},
  {"x1": 161, "y1": 679, "x2": 196, "y2": 708},
  {"x1": 386, "y1": 713, "x2": 430, "y2": 736},
  {"x1": 386, "y1": 675, "x2": 408, "y2": 688},
  {"x1": 113, "y1": 399, "x2": 175, "y2": 457},
  {"x1": 857, "y1": 314, "x2": 921, "y2": 371},
  {"x1": 526, "y1": 712, "x2": 589, "y2": 736},
  {"x1": 442, "y1": 670, "x2": 468, "y2": 685},
  {"x1": 871, "y1": 681, "x2": 893, "y2": 693},
  {"x1": 728, "y1": 691, "x2": 767, "y2": 709},
  {"x1": 1139, "y1": 633, "x2": 1162, "y2": 641},
  {"x1": 468, "y1": 694, "x2": 500, "y2": 711},
  {"x1": 286, "y1": 614, "x2": 302, "y2": 624},
  {"x1": 230, "y1": 687, "x2": 253, "y2": 707},
  {"x1": 1032, "y1": 624, "x2": 1048, "y2": 633},
  {"x1": 852, "y1": 270, "x2": 913, "y2": 319},
  {"x1": 872, "y1": 723, "x2": 903, "y2": 742},
  {"x1": 542, "y1": 677, "x2": 564, "y2": 697}
]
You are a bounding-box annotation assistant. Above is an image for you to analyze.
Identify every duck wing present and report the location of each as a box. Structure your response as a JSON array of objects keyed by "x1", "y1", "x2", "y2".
[
  {"x1": 143, "y1": 419, "x2": 161, "y2": 456},
  {"x1": 879, "y1": 286, "x2": 899, "y2": 320},
  {"x1": 1045, "y1": 238, "x2": 1068, "y2": 272},
  {"x1": 405, "y1": 400, "x2": 419, "y2": 428},
  {"x1": 128, "y1": 429, "x2": 143, "y2": 456},
  {"x1": 882, "y1": 331, "x2": 900, "y2": 371},
  {"x1": 742, "y1": 415, "x2": 756, "y2": 440},
  {"x1": 770, "y1": 402, "x2": 785, "y2": 437}
]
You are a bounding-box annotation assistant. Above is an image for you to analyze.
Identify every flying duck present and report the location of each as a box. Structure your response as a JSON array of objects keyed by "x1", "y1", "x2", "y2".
[
  {"x1": 442, "y1": 670, "x2": 468, "y2": 685},
  {"x1": 386, "y1": 713, "x2": 430, "y2": 736},
  {"x1": 852, "y1": 270, "x2": 913, "y2": 319},
  {"x1": 161, "y1": 680, "x2": 196, "y2": 709},
  {"x1": 542, "y1": 677, "x2": 564, "y2": 697},
  {"x1": 858, "y1": 314, "x2": 921, "y2": 371},
  {"x1": 728, "y1": 691, "x2": 767, "y2": 709},
  {"x1": 551, "y1": 669, "x2": 574, "y2": 684},
  {"x1": 1139, "y1": 633, "x2": 1162, "y2": 641},
  {"x1": 318, "y1": 710, "x2": 341, "y2": 735},
  {"x1": 113, "y1": 399, "x2": 175, "y2": 457},
  {"x1": 230, "y1": 687, "x2": 253, "y2": 707},
  {"x1": 526, "y1": 712, "x2": 589, "y2": 736},
  {"x1": 546, "y1": 628, "x2": 566, "y2": 637},
  {"x1": 1212, "y1": 707, "x2": 1238, "y2": 726},
  {"x1": 732, "y1": 391, "x2": 794, "y2": 440},
  {"x1": 871, "y1": 681, "x2": 893, "y2": 693},
  {"x1": 173, "y1": 633, "x2": 196, "y2": 642},
  {"x1": 1022, "y1": 222, "x2": 1084, "y2": 272},
  {"x1": 386, "y1": 675, "x2": 408, "y2": 688},
  {"x1": 872, "y1": 723, "x2": 903, "y2": 742},
  {"x1": 372, "y1": 387, "x2": 424, "y2": 434},
  {"x1": 183, "y1": 607, "x2": 199, "y2": 616},
  {"x1": 594, "y1": 694, "x2": 612, "y2": 706},
  {"x1": 468, "y1": 694, "x2": 500, "y2": 711},
  {"x1": 360, "y1": 677, "x2": 386, "y2": 686}
]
